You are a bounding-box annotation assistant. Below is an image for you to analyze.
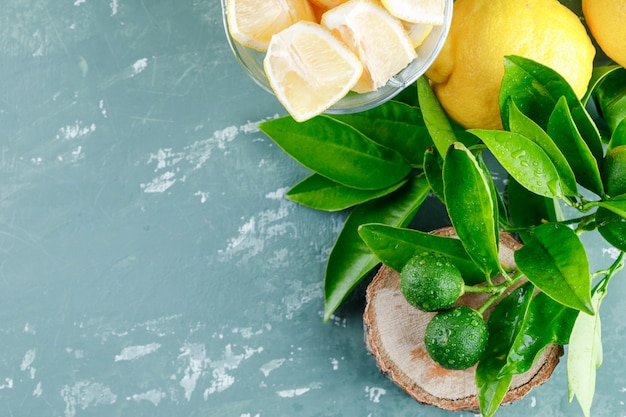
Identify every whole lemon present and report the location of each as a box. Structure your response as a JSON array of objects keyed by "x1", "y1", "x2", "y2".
[
  {"x1": 583, "y1": 0, "x2": 626, "y2": 68},
  {"x1": 425, "y1": 0, "x2": 595, "y2": 130}
]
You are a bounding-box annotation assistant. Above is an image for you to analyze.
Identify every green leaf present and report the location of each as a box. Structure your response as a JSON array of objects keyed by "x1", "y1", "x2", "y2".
[
  {"x1": 567, "y1": 289, "x2": 606, "y2": 417},
  {"x1": 596, "y1": 207, "x2": 626, "y2": 252},
  {"x1": 583, "y1": 64, "x2": 622, "y2": 105},
  {"x1": 499, "y1": 55, "x2": 603, "y2": 163},
  {"x1": 476, "y1": 282, "x2": 534, "y2": 417},
  {"x1": 286, "y1": 174, "x2": 408, "y2": 212},
  {"x1": 547, "y1": 97, "x2": 605, "y2": 197},
  {"x1": 471, "y1": 129, "x2": 563, "y2": 199},
  {"x1": 501, "y1": 291, "x2": 578, "y2": 375},
  {"x1": 423, "y1": 147, "x2": 444, "y2": 202},
  {"x1": 608, "y1": 118, "x2": 626, "y2": 152},
  {"x1": 507, "y1": 177, "x2": 561, "y2": 228},
  {"x1": 515, "y1": 223, "x2": 593, "y2": 314},
  {"x1": 357, "y1": 224, "x2": 485, "y2": 284},
  {"x1": 417, "y1": 77, "x2": 457, "y2": 157},
  {"x1": 594, "y1": 67, "x2": 626, "y2": 133},
  {"x1": 443, "y1": 143, "x2": 500, "y2": 275},
  {"x1": 597, "y1": 194, "x2": 626, "y2": 218},
  {"x1": 329, "y1": 100, "x2": 433, "y2": 167},
  {"x1": 260, "y1": 115, "x2": 412, "y2": 190},
  {"x1": 507, "y1": 99, "x2": 578, "y2": 196},
  {"x1": 476, "y1": 153, "x2": 504, "y2": 243},
  {"x1": 323, "y1": 176, "x2": 430, "y2": 322}
]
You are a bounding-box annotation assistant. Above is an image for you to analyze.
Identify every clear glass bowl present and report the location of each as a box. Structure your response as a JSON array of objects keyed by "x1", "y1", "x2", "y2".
[{"x1": 221, "y1": 0, "x2": 453, "y2": 114}]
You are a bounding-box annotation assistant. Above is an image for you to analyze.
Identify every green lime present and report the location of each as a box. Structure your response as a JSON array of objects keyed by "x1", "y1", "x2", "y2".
[
  {"x1": 602, "y1": 145, "x2": 626, "y2": 197},
  {"x1": 424, "y1": 306, "x2": 488, "y2": 370},
  {"x1": 400, "y1": 251, "x2": 464, "y2": 312}
]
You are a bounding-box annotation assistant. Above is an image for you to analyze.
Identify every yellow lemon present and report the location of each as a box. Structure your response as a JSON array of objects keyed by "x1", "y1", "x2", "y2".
[
  {"x1": 425, "y1": 0, "x2": 595, "y2": 130},
  {"x1": 583, "y1": 0, "x2": 626, "y2": 68},
  {"x1": 321, "y1": 0, "x2": 417, "y2": 93},
  {"x1": 263, "y1": 21, "x2": 363, "y2": 122},
  {"x1": 226, "y1": 0, "x2": 315, "y2": 52}
]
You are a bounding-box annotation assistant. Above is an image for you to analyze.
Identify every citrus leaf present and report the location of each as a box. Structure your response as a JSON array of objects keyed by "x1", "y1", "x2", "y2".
[
  {"x1": 594, "y1": 67, "x2": 626, "y2": 133},
  {"x1": 501, "y1": 291, "x2": 578, "y2": 375},
  {"x1": 507, "y1": 99, "x2": 578, "y2": 196},
  {"x1": 515, "y1": 223, "x2": 593, "y2": 314},
  {"x1": 443, "y1": 143, "x2": 500, "y2": 275},
  {"x1": 608, "y1": 118, "x2": 626, "y2": 152},
  {"x1": 417, "y1": 77, "x2": 457, "y2": 158},
  {"x1": 323, "y1": 176, "x2": 430, "y2": 322},
  {"x1": 567, "y1": 289, "x2": 606, "y2": 417},
  {"x1": 596, "y1": 207, "x2": 626, "y2": 252},
  {"x1": 547, "y1": 97, "x2": 604, "y2": 197},
  {"x1": 286, "y1": 174, "x2": 408, "y2": 212},
  {"x1": 507, "y1": 177, "x2": 561, "y2": 228},
  {"x1": 476, "y1": 153, "x2": 504, "y2": 245},
  {"x1": 329, "y1": 100, "x2": 433, "y2": 167},
  {"x1": 357, "y1": 224, "x2": 485, "y2": 284},
  {"x1": 583, "y1": 64, "x2": 622, "y2": 105},
  {"x1": 423, "y1": 147, "x2": 444, "y2": 202},
  {"x1": 597, "y1": 194, "x2": 626, "y2": 218},
  {"x1": 260, "y1": 115, "x2": 411, "y2": 190},
  {"x1": 476, "y1": 282, "x2": 534, "y2": 417},
  {"x1": 499, "y1": 55, "x2": 603, "y2": 163},
  {"x1": 471, "y1": 129, "x2": 563, "y2": 199}
]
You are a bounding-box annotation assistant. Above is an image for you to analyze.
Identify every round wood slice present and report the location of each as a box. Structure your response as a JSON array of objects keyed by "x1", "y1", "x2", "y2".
[{"x1": 363, "y1": 227, "x2": 563, "y2": 412}]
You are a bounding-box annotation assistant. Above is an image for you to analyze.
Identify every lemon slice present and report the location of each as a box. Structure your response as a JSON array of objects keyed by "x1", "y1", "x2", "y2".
[
  {"x1": 263, "y1": 21, "x2": 364, "y2": 122},
  {"x1": 226, "y1": 0, "x2": 315, "y2": 52},
  {"x1": 404, "y1": 22, "x2": 434, "y2": 48},
  {"x1": 381, "y1": 0, "x2": 445, "y2": 25},
  {"x1": 309, "y1": 0, "x2": 350, "y2": 11},
  {"x1": 321, "y1": 0, "x2": 417, "y2": 93}
]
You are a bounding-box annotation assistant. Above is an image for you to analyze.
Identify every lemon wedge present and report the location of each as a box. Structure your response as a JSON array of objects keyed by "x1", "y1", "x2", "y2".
[
  {"x1": 404, "y1": 22, "x2": 434, "y2": 48},
  {"x1": 226, "y1": 0, "x2": 315, "y2": 52},
  {"x1": 381, "y1": 0, "x2": 445, "y2": 25},
  {"x1": 263, "y1": 21, "x2": 364, "y2": 122},
  {"x1": 321, "y1": 0, "x2": 417, "y2": 93}
]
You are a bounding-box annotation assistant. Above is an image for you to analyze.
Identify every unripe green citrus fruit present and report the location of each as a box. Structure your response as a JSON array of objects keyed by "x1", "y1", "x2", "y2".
[
  {"x1": 400, "y1": 251, "x2": 464, "y2": 312},
  {"x1": 602, "y1": 145, "x2": 626, "y2": 197},
  {"x1": 424, "y1": 306, "x2": 488, "y2": 370}
]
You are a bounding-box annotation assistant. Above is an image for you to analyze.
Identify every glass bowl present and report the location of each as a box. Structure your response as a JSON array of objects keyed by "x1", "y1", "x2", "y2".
[{"x1": 221, "y1": 0, "x2": 453, "y2": 114}]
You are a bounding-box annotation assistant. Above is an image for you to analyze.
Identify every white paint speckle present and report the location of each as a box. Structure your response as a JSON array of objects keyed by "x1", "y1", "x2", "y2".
[
  {"x1": 365, "y1": 386, "x2": 386, "y2": 403},
  {"x1": 110, "y1": 0, "x2": 119, "y2": 15},
  {"x1": 127, "y1": 389, "x2": 166, "y2": 406},
  {"x1": 0, "y1": 378, "x2": 14, "y2": 390},
  {"x1": 99, "y1": 100, "x2": 108, "y2": 118},
  {"x1": 141, "y1": 117, "x2": 274, "y2": 198},
  {"x1": 277, "y1": 387, "x2": 310, "y2": 398},
  {"x1": 33, "y1": 382, "x2": 43, "y2": 397},
  {"x1": 74, "y1": 0, "x2": 87, "y2": 5},
  {"x1": 132, "y1": 58, "x2": 148, "y2": 76},
  {"x1": 56, "y1": 121, "x2": 96, "y2": 140},
  {"x1": 114, "y1": 343, "x2": 161, "y2": 362},
  {"x1": 61, "y1": 381, "x2": 117, "y2": 417},
  {"x1": 23, "y1": 322, "x2": 36, "y2": 334},
  {"x1": 276, "y1": 382, "x2": 321, "y2": 398},
  {"x1": 194, "y1": 190, "x2": 210, "y2": 203},
  {"x1": 530, "y1": 396, "x2": 537, "y2": 407},
  {"x1": 265, "y1": 187, "x2": 288, "y2": 200},
  {"x1": 20, "y1": 349, "x2": 37, "y2": 379},
  {"x1": 178, "y1": 343, "x2": 207, "y2": 401},
  {"x1": 141, "y1": 171, "x2": 177, "y2": 193},
  {"x1": 602, "y1": 247, "x2": 621, "y2": 260},
  {"x1": 260, "y1": 359, "x2": 285, "y2": 377}
]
